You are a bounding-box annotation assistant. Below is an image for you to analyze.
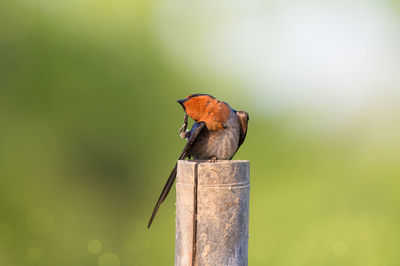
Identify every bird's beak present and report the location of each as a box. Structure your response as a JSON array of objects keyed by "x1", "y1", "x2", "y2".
[{"x1": 176, "y1": 99, "x2": 187, "y2": 106}]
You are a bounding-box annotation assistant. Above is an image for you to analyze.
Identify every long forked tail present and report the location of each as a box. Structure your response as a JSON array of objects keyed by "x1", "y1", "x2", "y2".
[
  {"x1": 147, "y1": 122, "x2": 205, "y2": 228},
  {"x1": 147, "y1": 163, "x2": 177, "y2": 228}
]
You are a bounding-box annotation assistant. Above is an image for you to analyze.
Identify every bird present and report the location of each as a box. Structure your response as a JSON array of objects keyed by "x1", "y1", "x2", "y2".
[{"x1": 147, "y1": 94, "x2": 249, "y2": 228}]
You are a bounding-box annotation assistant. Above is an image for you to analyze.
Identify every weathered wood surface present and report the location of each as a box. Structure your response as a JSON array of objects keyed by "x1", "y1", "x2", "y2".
[{"x1": 175, "y1": 160, "x2": 250, "y2": 266}]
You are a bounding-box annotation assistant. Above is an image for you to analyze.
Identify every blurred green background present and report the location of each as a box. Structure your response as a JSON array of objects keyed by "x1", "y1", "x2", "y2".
[{"x1": 1, "y1": 0, "x2": 400, "y2": 265}]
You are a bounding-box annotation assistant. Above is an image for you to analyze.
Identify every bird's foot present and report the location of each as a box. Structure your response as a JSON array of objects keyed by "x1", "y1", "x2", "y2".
[
  {"x1": 180, "y1": 131, "x2": 191, "y2": 139},
  {"x1": 209, "y1": 157, "x2": 217, "y2": 163},
  {"x1": 178, "y1": 114, "x2": 189, "y2": 138},
  {"x1": 178, "y1": 123, "x2": 187, "y2": 135}
]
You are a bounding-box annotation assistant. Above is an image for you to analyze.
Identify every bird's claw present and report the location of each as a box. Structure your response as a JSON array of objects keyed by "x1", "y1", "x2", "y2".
[
  {"x1": 209, "y1": 157, "x2": 217, "y2": 163},
  {"x1": 178, "y1": 114, "x2": 189, "y2": 136},
  {"x1": 178, "y1": 123, "x2": 187, "y2": 135},
  {"x1": 180, "y1": 131, "x2": 191, "y2": 139}
]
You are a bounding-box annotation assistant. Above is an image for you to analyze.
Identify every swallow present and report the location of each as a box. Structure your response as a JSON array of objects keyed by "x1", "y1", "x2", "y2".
[{"x1": 148, "y1": 94, "x2": 249, "y2": 228}]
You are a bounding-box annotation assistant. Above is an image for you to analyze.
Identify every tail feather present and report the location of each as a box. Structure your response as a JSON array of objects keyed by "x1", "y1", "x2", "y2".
[
  {"x1": 147, "y1": 163, "x2": 177, "y2": 228},
  {"x1": 147, "y1": 122, "x2": 205, "y2": 228}
]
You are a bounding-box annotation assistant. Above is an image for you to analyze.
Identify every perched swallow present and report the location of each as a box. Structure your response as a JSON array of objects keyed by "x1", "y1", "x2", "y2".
[{"x1": 148, "y1": 94, "x2": 249, "y2": 228}]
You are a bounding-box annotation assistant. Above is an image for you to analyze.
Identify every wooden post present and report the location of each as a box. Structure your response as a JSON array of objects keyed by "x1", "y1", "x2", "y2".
[{"x1": 175, "y1": 160, "x2": 250, "y2": 266}]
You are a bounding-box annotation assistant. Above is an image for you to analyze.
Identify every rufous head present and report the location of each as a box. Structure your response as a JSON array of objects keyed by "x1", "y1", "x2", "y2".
[
  {"x1": 176, "y1": 94, "x2": 215, "y2": 121},
  {"x1": 177, "y1": 94, "x2": 232, "y2": 131}
]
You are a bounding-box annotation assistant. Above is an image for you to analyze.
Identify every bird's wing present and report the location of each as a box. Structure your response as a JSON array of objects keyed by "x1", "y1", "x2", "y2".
[
  {"x1": 178, "y1": 122, "x2": 205, "y2": 160},
  {"x1": 147, "y1": 122, "x2": 206, "y2": 228},
  {"x1": 237, "y1": 111, "x2": 249, "y2": 148}
]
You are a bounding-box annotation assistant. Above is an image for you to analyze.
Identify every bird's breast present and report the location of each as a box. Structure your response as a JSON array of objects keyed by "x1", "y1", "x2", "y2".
[{"x1": 189, "y1": 111, "x2": 240, "y2": 160}]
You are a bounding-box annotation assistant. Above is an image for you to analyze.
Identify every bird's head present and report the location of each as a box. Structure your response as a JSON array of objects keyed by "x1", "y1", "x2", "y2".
[{"x1": 176, "y1": 94, "x2": 215, "y2": 121}]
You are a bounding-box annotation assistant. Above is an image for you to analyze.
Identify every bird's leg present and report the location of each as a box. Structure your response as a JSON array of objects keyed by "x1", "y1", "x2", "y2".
[
  {"x1": 209, "y1": 156, "x2": 217, "y2": 163},
  {"x1": 179, "y1": 114, "x2": 189, "y2": 139},
  {"x1": 180, "y1": 131, "x2": 191, "y2": 139},
  {"x1": 179, "y1": 114, "x2": 188, "y2": 133}
]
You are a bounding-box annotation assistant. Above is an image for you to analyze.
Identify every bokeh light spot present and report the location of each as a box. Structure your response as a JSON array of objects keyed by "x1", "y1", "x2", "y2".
[
  {"x1": 26, "y1": 208, "x2": 55, "y2": 236},
  {"x1": 87, "y1": 239, "x2": 103, "y2": 254},
  {"x1": 0, "y1": 222, "x2": 14, "y2": 249},
  {"x1": 332, "y1": 241, "x2": 348, "y2": 256},
  {"x1": 25, "y1": 240, "x2": 46, "y2": 264},
  {"x1": 98, "y1": 252, "x2": 120, "y2": 266}
]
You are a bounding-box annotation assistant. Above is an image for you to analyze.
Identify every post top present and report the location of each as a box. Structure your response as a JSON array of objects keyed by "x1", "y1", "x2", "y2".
[
  {"x1": 178, "y1": 159, "x2": 249, "y2": 165},
  {"x1": 177, "y1": 160, "x2": 250, "y2": 186}
]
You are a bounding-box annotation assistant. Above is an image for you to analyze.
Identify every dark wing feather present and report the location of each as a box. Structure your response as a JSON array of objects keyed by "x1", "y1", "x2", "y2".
[
  {"x1": 147, "y1": 122, "x2": 206, "y2": 228},
  {"x1": 229, "y1": 111, "x2": 249, "y2": 160},
  {"x1": 237, "y1": 111, "x2": 249, "y2": 148}
]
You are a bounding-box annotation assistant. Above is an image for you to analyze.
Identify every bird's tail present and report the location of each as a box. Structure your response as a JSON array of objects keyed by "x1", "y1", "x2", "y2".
[
  {"x1": 147, "y1": 163, "x2": 177, "y2": 228},
  {"x1": 147, "y1": 122, "x2": 204, "y2": 228}
]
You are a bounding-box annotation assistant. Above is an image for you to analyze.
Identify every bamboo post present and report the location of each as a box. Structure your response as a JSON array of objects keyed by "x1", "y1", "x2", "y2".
[{"x1": 175, "y1": 160, "x2": 250, "y2": 266}]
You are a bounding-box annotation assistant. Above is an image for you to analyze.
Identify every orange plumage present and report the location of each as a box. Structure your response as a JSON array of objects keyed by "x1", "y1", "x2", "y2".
[{"x1": 179, "y1": 94, "x2": 231, "y2": 131}]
